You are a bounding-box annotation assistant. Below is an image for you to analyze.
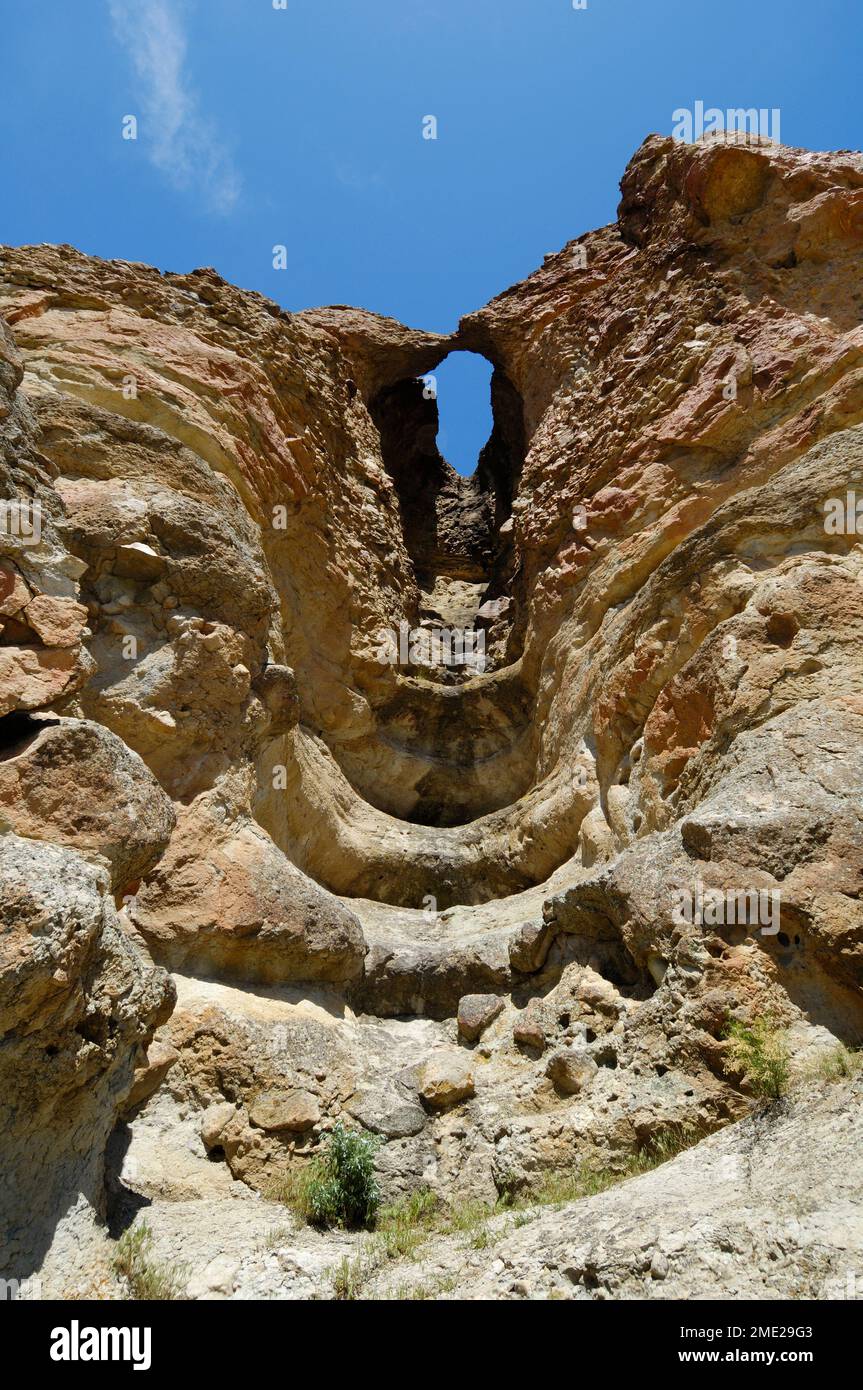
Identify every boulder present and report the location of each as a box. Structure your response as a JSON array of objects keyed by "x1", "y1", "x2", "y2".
[
  {"x1": 126, "y1": 1038, "x2": 179, "y2": 1110},
  {"x1": 513, "y1": 1000, "x2": 548, "y2": 1051},
  {"x1": 418, "y1": 1054, "x2": 475, "y2": 1110},
  {"x1": 0, "y1": 835, "x2": 174, "y2": 1283},
  {"x1": 509, "y1": 920, "x2": 556, "y2": 974},
  {"x1": 200, "y1": 1102, "x2": 239, "y2": 1152},
  {"x1": 546, "y1": 1047, "x2": 598, "y2": 1095},
  {"x1": 344, "y1": 1086, "x2": 426, "y2": 1138},
  {"x1": 457, "y1": 993, "x2": 504, "y2": 1042},
  {"x1": 249, "y1": 1089, "x2": 321, "y2": 1134},
  {"x1": 0, "y1": 717, "x2": 175, "y2": 891}
]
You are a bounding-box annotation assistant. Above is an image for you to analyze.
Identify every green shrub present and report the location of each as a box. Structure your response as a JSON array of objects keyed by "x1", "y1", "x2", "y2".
[
  {"x1": 306, "y1": 1122, "x2": 381, "y2": 1229},
  {"x1": 723, "y1": 1015, "x2": 789, "y2": 1099}
]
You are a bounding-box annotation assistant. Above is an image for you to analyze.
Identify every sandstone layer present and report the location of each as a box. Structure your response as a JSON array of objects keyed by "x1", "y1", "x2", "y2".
[{"x1": 1, "y1": 132, "x2": 862, "y2": 1296}]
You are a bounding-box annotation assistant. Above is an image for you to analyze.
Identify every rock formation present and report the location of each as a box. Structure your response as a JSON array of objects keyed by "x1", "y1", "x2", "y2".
[
  {"x1": 1, "y1": 132, "x2": 862, "y2": 1297},
  {"x1": 123, "y1": 1070, "x2": 863, "y2": 1301}
]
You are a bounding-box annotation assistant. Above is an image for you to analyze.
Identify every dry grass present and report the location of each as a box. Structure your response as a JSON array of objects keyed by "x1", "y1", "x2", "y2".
[
  {"x1": 723, "y1": 1016, "x2": 790, "y2": 1099},
  {"x1": 797, "y1": 1043, "x2": 862, "y2": 1086},
  {"x1": 113, "y1": 1222, "x2": 187, "y2": 1301},
  {"x1": 322, "y1": 1120, "x2": 705, "y2": 1298}
]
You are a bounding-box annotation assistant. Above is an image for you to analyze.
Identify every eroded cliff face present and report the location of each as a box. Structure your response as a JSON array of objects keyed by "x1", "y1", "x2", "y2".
[{"x1": 2, "y1": 133, "x2": 862, "y2": 1293}]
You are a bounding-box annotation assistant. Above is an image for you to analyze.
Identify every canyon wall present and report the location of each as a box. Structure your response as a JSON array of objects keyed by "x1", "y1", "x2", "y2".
[{"x1": 1, "y1": 133, "x2": 862, "y2": 1290}]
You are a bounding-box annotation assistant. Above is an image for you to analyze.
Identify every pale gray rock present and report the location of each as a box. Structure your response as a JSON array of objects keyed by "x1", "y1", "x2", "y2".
[{"x1": 0, "y1": 835, "x2": 173, "y2": 1287}]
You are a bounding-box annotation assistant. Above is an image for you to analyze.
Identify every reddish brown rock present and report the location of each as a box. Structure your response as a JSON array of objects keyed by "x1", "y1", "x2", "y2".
[
  {"x1": 457, "y1": 993, "x2": 504, "y2": 1042},
  {"x1": 23, "y1": 594, "x2": 88, "y2": 647},
  {"x1": 0, "y1": 718, "x2": 175, "y2": 891}
]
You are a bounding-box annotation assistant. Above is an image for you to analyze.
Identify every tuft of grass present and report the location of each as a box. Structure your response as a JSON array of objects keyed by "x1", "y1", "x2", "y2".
[
  {"x1": 800, "y1": 1043, "x2": 862, "y2": 1085},
  {"x1": 525, "y1": 1122, "x2": 703, "y2": 1208},
  {"x1": 368, "y1": 1127, "x2": 703, "y2": 1265},
  {"x1": 375, "y1": 1188, "x2": 439, "y2": 1259},
  {"x1": 445, "y1": 1198, "x2": 496, "y2": 1235},
  {"x1": 325, "y1": 1189, "x2": 441, "y2": 1298},
  {"x1": 331, "y1": 1252, "x2": 368, "y2": 1301},
  {"x1": 493, "y1": 1168, "x2": 522, "y2": 1206},
  {"x1": 320, "y1": 1122, "x2": 705, "y2": 1299},
  {"x1": 257, "y1": 1224, "x2": 295, "y2": 1251},
  {"x1": 401, "y1": 1281, "x2": 434, "y2": 1301},
  {"x1": 113, "y1": 1222, "x2": 187, "y2": 1301},
  {"x1": 723, "y1": 1015, "x2": 790, "y2": 1099},
  {"x1": 265, "y1": 1165, "x2": 315, "y2": 1218},
  {"x1": 387, "y1": 1272, "x2": 459, "y2": 1301}
]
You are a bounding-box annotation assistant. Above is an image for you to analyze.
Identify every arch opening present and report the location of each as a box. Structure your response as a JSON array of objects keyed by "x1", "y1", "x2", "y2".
[
  {"x1": 368, "y1": 349, "x2": 525, "y2": 595},
  {"x1": 424, "y1": 351, "x2": 494, "y2": 478}
]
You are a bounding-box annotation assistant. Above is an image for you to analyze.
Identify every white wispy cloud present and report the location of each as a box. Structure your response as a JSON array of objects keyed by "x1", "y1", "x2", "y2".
[{"x1": 108, "y1": 0, "x2": 241, "y2": 214}]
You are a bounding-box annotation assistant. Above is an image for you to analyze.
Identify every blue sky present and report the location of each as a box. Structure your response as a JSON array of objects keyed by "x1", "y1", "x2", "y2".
[{"x1": 3, "y1": 0, "x2": 860, "y2": 473}]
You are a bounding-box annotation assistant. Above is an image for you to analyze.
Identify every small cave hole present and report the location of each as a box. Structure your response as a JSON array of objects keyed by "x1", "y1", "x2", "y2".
[
  {"x1": 0, "y1": 711, "x2": 59, "y2": 759},
  {"x1": 593, "y1": 1043, "x2": 618, "y2": 1069},
  {"x1": 765, "y1": 612, "x2": 799, "y2": 647},
  {"x1": 75, "y1": 1016, "x2": 108, "y2": 1047}
]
